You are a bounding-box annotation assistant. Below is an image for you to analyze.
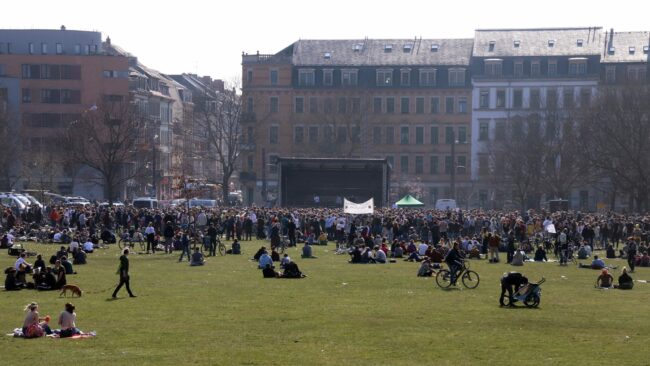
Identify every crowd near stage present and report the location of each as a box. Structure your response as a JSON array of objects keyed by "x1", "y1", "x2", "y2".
[{"x1": 276, "y1": 157, "x2": 390, "y2": 208}]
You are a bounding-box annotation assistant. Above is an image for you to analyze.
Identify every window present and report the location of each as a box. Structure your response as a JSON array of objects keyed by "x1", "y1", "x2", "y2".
[
  {"x1": 247, "y1": 127, "x2": 254, "y2": 144},
  {"x1": 61, "y1": 89, "x2": 81, "y2": 104},
  {"x1": 41, "y1": 89, "x2": 61, "y2": 104},
  {"x1": 514, "y1": 61, "x2": 523, "y2": 77},
  {"x1": 351, "y1": 126, "x2": 361, "y2": 143},
  {"x1": 246, "y1": 97, "x2": 253, "y2": 113},
  {"x1": 548, "y1": 39, "x2": 555, "y2": 47},
  {"x1": 430, "y1": 156, "x2": 439, "y2": 174},
  {"x1": 479, "y1": 155, "x2": 489, "y2": 176},
  {"x1": 294, "y1": 126, "x2": 304, "y2": 144},
  {"x1": 580, "y1": 88, "x2": 591, "y2": 107},
  {"x1": 415, "y1": 156, "x2": 423, "y2": 174},
  {"x1": 563, "y1": 88, "x2": 574, "y2": 109},
  {"x1": 627, "y1": 66, "x2": 647, "y2": 82},
  {"x1": 416, "y1": 97, "x2": 424, "y2": 114},
  {"x1": 337, "y1": 126, "x2": 347, "y2": 144},
  {"x1": 373, "y1": 97, "x2": 382, "y2": 113},
  {"x1": 269, "y1": 155, "x2": 279, "y2": 174},
  {"x1": 28, "y1": 42, "x2": 34, "y2": 54},
  {"x1": 530, "y1": 89, "x2": 540, "y2": 109},
  {"x1": 341, "y1": 69, "x2": 358, "y2": 86},
  {"x1": 0, "y1": 64, "x2": 4, "y2": 76},
  {"x1": 377, "y1": 69, "x2": 393, "y2": 86},
  {"x1": 495, "y1": 120, "x2": 505, "y2": 141},
  {"x1": 400, "y1": 126, "x2": 409, "y2": 144},
  {"x1": 531, "y1": 61, "x2": 541, "y2": 77},
  {"x1": 83, "y1": 45, "x2": 90, "y2": 55},
  {"x1": 294, "y1": 97, "x2": 304, "y2": 113},
  {"x1": 56, "y1": 43, "x2": 63, "y2": 54},
  {"x1": 22, "y1": 88, "x2": 31, "y2": 103},
  {"x1": 351, "y1": 98, "x2": 360, "y2": 113},
  {"x1": 513, "y1": 89, "x2": 523, "y2": 108},
  {"x1": 384, "y1": 44, "x2": 393, "y2": 52},
  {"x1": 338, "y1": 97, "x2": 347, "y2": 114},
  {"x1": 577, "y1": 39, "x2": 584, "y2": 47},
  {"x1": 430, "y1": 97, "x2": 440, "y2": 114},
  {"x1": 568, "y1": 58, "x2": 587, "y2": 75},
  {"x1": 430, "y1": 126, "x2": 439, "y2": 144},
  {"x1": 484, "y1": 60, "x2": 502, "y2": 76},
  {"x1": 385, "y1": 126, "x2": 394, "y2": 144},
  {"x1": 401, "y1": 97, "x2": 410, "y2": 114},
  {"x1": 270, "y1": 96, "x2": 279, "y2": 113},
  {"x1": 270, "y1": 69, "x2": 278, "y2": 85},
  {"x1": 479, "y1": 121, "x2": 489, "y2": 141},
  {"x1": 419, "y1": 69, "x2": 437, "y2": 86},
  {"x1": 479, "y1": 89, "x2": 489, "y2": 108},
  {"x1": 309, "y1": 126, "x2": 318, "y2": 143},
  {"x1": 445, "y1": 126, "x2": 454, "y2": 144},
  {"x1": 6, "y1": 42, "x2": 11, "y2": 54},
  {"x1": 445, "y1": 96, "x2": 454, "y2": 114},
  {"x1": 269, "y1": 126, "x2": 278, "y2": 144},
  {"x1": 431, "y1": 44, "x2": 439, "y2": 52},
  {"x1": 403, "y1": 43, "x2": 413, "y2": 53},
  {"x1": 458, "y1": 126, "x2": 467, "y2": 143},
  {"x1": 514, "y1": 40, "x2": 520, "y2": 48},
  {"x1": 386, "y1": 156, "x2": 394, "y2": 169},
  {"x1": 545, "y1": 120, "x2": 556, "y2": 139},
  {"x1": 324, "y1": 126, "x2": 333, "y2": 143},
  {"x1": 448, "y1": 68, "x2": 465, "y2": 87},
  {"x1": 401, "y1": 69, "x2": 411, "y2": 86},
  {"x1": 41, "y1": 43, "x2": 47, "y2": 54},
  {"x1": 496, "y1": 89, "x2": 506, "y2": 108},
  {"x1": 488, "y1": 41, "x2": 495, "y2": 52},
  {"x1": 400, "y1": 155, "x2": 409, "y2": 174},
  {"x1": 547, "y1": 89, "x2": 558, "y2": 109},
  {"x1": 548, "y1": 60, "x2": 557, "y2": 77},
  {"x1": 247, "y1": 69, "x2": 253, "y2": 84},
  {"x1": 324, "y1": 98, "x2": 333, "y2": 114},
  {"x1": 445, "y1": 156, "x2": 453, "y2": 174},
  {"x1": 0, "y1": 42, "x2": 4, "y2": 54},
  {"x1": 309, "y1": 97, "x2": 318, "y2": 113},
  {"x1": 74, "y1": 44, "x2": 81, "y2": 55},
  {"x1": 323, "y1": 69, "x2": 333, "y2": 86},
  {"x1": 415, "y1": 126, "x2": 424, "y2": 144},
  {"x1": 458, "y1": 97, "x2": 467, "y2": 114},
  {"x1": 298, "y1": 69, "x2": 315, "y2": 86},
  {"x1": 373, "y1": 126, "x2": 381, "y2": 144},
  {"x1": 386, "y1": 97, "x2": 395, "y2": 113},
  {"x1": 247, "y1": 155, "x2": 254, "y2": 171},
  {"x1": 605, "y1": 66, "x2": 616, "y2": 83}
]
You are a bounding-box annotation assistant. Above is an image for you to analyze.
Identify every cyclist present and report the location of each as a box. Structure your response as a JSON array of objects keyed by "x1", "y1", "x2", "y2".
[{"x1": 444, "y1": 241, "x2": 463, "y2": 286}]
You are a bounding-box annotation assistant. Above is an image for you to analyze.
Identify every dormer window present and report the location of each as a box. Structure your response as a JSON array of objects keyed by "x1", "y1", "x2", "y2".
[
  {"x1": 513, "y1": 40, "x2": 520, "y2": 48},
  {"x1": 577, "y1": 39, "x2": 584, "y2": 47},
  {"x1": 324, "y1": 52, "x2": 331, "y2": 59},
  {"x1": 608, "y1": 47, "x2": 615, "y2": 55},
  {"x1": 431, "y1": 44, "x2": 439, "y2": 52},
  {"x1": 548, "y1": 40, "x2": 555, "y2": 47},
  {"x1": 629, "y1": 47, "x2": 635, "y2": 54},
  {"x1": 488, "y1": 41, "x2": 495, "y2": 52},
  {"x1": 644, "y1": 46, "x2": 649, "y2": 54},
  {"x1": 403, "y1": 43, "x2": 413, "y2": 53},
  {"x1": 384, "y1": 44, "x2": 393, "y2": 52},
  {"x1": 352, "y1": 43, "x2": 363, "y2": 52}
]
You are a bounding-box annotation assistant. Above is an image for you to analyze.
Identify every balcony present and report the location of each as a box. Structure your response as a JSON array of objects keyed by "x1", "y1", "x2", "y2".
[{"x1": 239, "y1": 171, "x2": 257, "y2": 181}]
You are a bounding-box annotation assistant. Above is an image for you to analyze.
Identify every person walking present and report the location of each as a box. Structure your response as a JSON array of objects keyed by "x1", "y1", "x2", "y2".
[
  {"x1": 178, "y1": 231, "x2": 191, "y2": 262},
  {"x1": 112, "y1": 248, "x2": 136, "y2": 298},
  {"x1": 145, "y1": 222, "x2": 156, "y2": 254}
]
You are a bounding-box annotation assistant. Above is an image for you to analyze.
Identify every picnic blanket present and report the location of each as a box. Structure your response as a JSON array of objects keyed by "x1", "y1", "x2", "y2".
[{"x1": 8, "y1": 328, "x2": 96, "y2": 339}]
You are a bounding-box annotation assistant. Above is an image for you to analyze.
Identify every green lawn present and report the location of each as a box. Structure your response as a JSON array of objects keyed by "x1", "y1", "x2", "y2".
[{"x1": 1, "y1": 241, "x2": 648, "y2": 365}]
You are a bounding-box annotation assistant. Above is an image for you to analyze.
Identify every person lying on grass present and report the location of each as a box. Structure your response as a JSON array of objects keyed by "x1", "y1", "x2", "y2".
[{"x1": 579, "y1": 255, "x2": 614, "y2": 270}]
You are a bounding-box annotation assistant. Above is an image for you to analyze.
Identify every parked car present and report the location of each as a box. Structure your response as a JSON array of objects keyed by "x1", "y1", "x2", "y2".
[
  {"x1": 169, "y1": 198, "x2": 187, "y2": 208},
  {"x1": 63, "y1": 196, "x2": 91, "y2": 206},
  {"x1": 0, "y1": 193, "x2": 28, "y2": 212},
  {"x1": 188, "y1": 198, "x2": 217, "y2": 208},
  {"x1": 132, "y1": 197, "x2": 158, "y2": 209}
]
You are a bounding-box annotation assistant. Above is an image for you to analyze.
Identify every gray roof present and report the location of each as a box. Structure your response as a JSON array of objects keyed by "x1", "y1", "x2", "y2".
[
  {"x1": 292, "y1": 38, "x2": 473, "y2": 67},
  {"x1": 473, "y1": 28, "x2": 602, "y2": 57},
  {"x1": 602, "y1": 31, "x2": 650, "y2": 63}
]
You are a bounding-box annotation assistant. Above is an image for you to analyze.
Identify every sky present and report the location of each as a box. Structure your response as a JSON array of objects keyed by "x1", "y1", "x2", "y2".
[{"x1": 3, "y1": 0, "x2": 649, "y2": 82}]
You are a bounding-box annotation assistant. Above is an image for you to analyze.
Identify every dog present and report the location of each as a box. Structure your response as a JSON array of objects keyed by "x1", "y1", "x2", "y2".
[{"x1": 59, "y1": 284, "x2": 82, "y2": 298}]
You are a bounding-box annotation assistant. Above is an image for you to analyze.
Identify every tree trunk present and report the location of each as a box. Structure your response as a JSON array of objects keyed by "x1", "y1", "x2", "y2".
[{"x1": 221, "y1": 173, "x2": 231, "y2": 207}]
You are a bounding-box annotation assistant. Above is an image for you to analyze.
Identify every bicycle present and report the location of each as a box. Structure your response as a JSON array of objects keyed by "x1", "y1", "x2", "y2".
[
  {"x1": 118, "y1": 230, "x2": 145, "y2": 251},
  {"x1": 436, "y1": 260, "x2": 480, "y2": 289}
]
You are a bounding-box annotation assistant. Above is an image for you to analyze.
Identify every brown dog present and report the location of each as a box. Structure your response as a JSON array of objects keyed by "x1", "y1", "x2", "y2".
[{"x1": 59, "y1": 284, "x2": 82, "y2": 298}]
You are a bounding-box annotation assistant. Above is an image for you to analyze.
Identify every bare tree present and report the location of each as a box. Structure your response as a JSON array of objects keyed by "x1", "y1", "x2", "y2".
[
  {"x1": 577, "y1": 84, "x2": 650, "y2": 211},
  {"x1": 60, "y1": 101, "x2": 142, "y2": 203},
  {"x1": 198, "y1": 83, "x2": 243, "y2": 205}
]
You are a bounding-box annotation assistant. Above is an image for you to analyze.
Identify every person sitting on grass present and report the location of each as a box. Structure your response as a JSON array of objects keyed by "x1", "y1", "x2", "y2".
[
  {"x1": 374, "y1": 246, "x2": 387, "y2": 264},
  {"x1": 258, "y1": 250, "x2": 274, "y2": 269},
  {"x1": 615, "y1": 267, "x2": 634, "y2": 290},
  {"x1": 262, "y1": 264, "x2": 279, "y2": 278},
  {"x1": 253, "y1": 246, "x2": 266, "y2": 261},
  {"x1": 280, "y1": 261, "x2": 306, "y2": 278},
  {"x1": 73, "y1": 250, "x2": 87, "y2": 265},
  {"x1": 5, "y1": 267, "x2": 21, "y2": 291},
  {"x1": 511, "y1": 249, "x2": 525, "y2": 266},
  {"x1": 579, "y1": 255, "x2": 609, "y2": 270},
  {"x1": 349, "y1": 246, "x2": 362, "y2": 263},
  {"x1": 231, "y1": 239, "x2": 241, "y2": 255},
  {"x1": 606, "y1": 244, "x2": 616, "y2": 259},
  {"x1": 392, "y1": 243, "x2": 404, "y2": 258},
  {"x1": 534, "y1": 245, "x2": 548, "y2": 262},
  {"x1": 301, "y1": 242, "x2": 317, "y2": 259},
  {"x1": 595, "y1": 268, "x2": 614, "y2": 288},
  {"x1": 190, "y1": 248, "x2": 205, "y2": 266},
  {"x1": 577, "y1": 244, "x2": 590, "y2": 260},
  {"x1": 280, "y1": 254, "x2": 291, "y2": 269},
  {"x1": 60, "y1": 256, "x2": 76, "y2": 274},
  {"x1": 417, "y1": 258, "x2": 435, "y2": 277}
]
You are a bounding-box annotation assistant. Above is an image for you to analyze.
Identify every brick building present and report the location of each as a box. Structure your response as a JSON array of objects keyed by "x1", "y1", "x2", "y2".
[{"x1": 241, "y1": 39, "x2": 473, "y2": 206}]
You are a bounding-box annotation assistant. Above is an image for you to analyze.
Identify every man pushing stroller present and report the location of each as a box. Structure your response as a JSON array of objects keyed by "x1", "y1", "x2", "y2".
[{"x1": 500, "y1": 272, "x2": 528, "y2": 307}]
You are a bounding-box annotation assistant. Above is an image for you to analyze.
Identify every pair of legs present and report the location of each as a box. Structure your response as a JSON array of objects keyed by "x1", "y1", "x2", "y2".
[{"x1": 112, "y1": 275, "x2": 135, "y2": 298}]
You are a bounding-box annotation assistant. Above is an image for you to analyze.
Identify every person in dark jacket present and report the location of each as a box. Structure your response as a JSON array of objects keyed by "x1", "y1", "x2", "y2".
[
  {"x1": 500, "y1": 272, "x2": 528, "y2": 306},
  {"x1": 444, "y1": 242, "x2": 463, "y2": 285}
]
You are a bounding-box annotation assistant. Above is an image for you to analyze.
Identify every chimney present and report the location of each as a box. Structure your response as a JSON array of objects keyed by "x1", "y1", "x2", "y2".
[
  {"x1": 609, "y1": 28, "x2": 614, "y2": 46},
  {"x1": 106, "y1": 36, "x2": 111, "y2": 46},
  {"x1": 60, "y1": 25, "x2": 66, "y2": 31}
]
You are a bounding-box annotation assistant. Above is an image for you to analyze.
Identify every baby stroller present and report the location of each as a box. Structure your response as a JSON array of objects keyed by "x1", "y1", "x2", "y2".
[{"x1": 510, "y1": 278, "x2": 545, "y2": 308}]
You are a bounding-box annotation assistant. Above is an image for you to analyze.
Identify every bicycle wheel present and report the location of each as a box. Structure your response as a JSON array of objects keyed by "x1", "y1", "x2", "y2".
[
  {"x1": 461, "y1": 270, "x2": 480, "y2": 289},
  {"x1": 524, "y1": 294, "x2": 540, "y2": 308},
  {"x1": 436, "y1": 269, "x2": 452, "y2": 288},
  {"x1": 218, "y1": 243, "x2": 226, "y2": 256},
  {"x1": 118, "y1": 238, "x2": 125, "y2": 250}
]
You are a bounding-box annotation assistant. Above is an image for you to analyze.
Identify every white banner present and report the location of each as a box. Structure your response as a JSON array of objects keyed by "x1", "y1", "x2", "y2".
[
  {"x1": 545, "y1": 223, "x2": 556, "y2": 234},
  {"x1": 344, "y1": 198, "x2": 374, "y2": 214}
]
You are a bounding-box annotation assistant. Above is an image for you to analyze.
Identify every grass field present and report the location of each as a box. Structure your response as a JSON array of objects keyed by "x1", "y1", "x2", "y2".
[{"x1": 1, "y1": 240, "x2": 649, "y2": 366}]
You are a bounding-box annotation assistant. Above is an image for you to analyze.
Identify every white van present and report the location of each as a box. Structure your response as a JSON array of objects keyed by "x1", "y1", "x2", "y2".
[
  {"x1": 188, "y1": 198, "x2": 217, "y2": 208},
  {"x1": 132, "y1": 197, "x2": 159, "y2": 209},
  {"x1": 435, "y1": 198, "x2": 457, "y2": 210}
]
